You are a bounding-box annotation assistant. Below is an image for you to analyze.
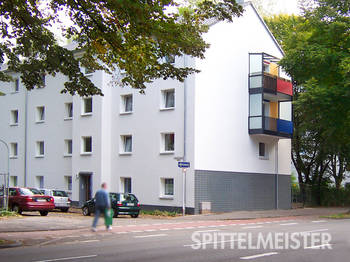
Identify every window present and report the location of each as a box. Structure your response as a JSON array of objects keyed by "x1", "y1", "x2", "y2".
[
  {"x1": 65, "y1": 103, "x2": 73, "y2": 119},
  {"x1": 10, "y1": 143, "x2": 18, "y2": 158},
  {"x1": 161, "y1": 133, "x2": 175, "y2": 153},
  {"x1": 165, "y1": 55, "x2": 175, "y2": 64},
  {"x1": 259, "y1": 142, "x2": 268, "y2": 159},
  {"x1": 161, "y1": 89, "x2": 175, "y2": 109},
  {"x1": 36, "y1": 106, "x2": 45, "y2": 122},
  {"x1": 10, "y1": 110, "x2": 18, "y2": 125},
  {"x1": 65, "y1": 176, "x2": 72, "y2": 191},
  {"x1": 121, "y1": 94, "x2": 133, "y2": 113},
  {"x1": 14, "y1": 78, "x2": 19, "y2": 92},
  {"x1": 160, "y1": 178, "x2": 174, "y2": 197},
  {"x1": 121, "y1": 177, "x2": 132, "y2": 193},
  {"x1": 82, "y1": 136, "x2": 92, "y2": 154},
  {"x1": 120, "y1": 135, "x2": 132, "y2": 154},
  {"x1": 10, "y1": 176, "x2": 18, "y2": 187},
  {"x1": 82, "y1": 97, "x2": 92, "y2": 115},
  {"x1": 36, "y1": 141, "x2": 45, "y2": 157},
  {"x1": 65, "y1": 139, "x2": 72, "y2": 156},
  {"x1": 36, "y1": 176, "x2": 44, "y2": 188}
]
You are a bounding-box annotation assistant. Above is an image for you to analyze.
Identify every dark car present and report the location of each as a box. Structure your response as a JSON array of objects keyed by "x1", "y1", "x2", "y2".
[
  {"x1": 82, "y1": 192, "x2": 140, "y2": 218},
  {"x1": 6, "y1": 187, "x2": 55, "y2": 216}
]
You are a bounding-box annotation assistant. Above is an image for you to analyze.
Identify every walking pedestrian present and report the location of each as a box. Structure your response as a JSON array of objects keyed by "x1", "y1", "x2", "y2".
[{"x1": 91, "y1": 182, "x2": 112, "y2": 232}]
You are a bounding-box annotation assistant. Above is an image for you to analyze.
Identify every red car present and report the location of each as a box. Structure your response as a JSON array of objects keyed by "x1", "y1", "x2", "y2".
[{"x1": 8, "y1": 187, "x2": 55, "y2": 216}]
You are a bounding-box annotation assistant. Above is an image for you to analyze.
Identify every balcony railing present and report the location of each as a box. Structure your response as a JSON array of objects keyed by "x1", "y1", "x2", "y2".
[
  {"x1": 249, "y1": 116, "x2": 293, "y2": 138},
  {"x1": 251, "y1": 73, "x2": 292, "y2": 97}
]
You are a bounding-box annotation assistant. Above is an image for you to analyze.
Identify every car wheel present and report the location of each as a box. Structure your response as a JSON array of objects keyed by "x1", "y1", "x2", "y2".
[
  {"x1": 61, "y1": 208, "x2": 69, "y2": 212},
  {"x1": 12, "y1": 205, "x2": 22, "y2": 215},
  {"x1": 82, "y1": 206, "x2": 90, "y2": 216},
  {"x1": 131, "y1": 213, "x2": 139, "y2": 218},
  {"x1": 40, "y1": 211, "x2": 49, "y2": 216}
]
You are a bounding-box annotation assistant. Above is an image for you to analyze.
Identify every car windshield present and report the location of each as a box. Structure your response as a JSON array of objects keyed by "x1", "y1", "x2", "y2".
[
  {"x1": 20, "y1": 188, "x2": 36, "y2": 196},
  {"x1": 53, "y1": 190, "x2": 68, "y2": 197},
  {"x1": 28, "y1": 188, "x2": 43, "y2": 195},
  {"x1": 120, "y1": 193, "x2": 137, "y2": 202}
]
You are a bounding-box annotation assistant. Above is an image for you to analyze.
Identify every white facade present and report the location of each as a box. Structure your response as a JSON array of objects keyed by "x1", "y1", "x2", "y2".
[{"x1": 0, "y1": 3, "x2": 291, "y2": 212}]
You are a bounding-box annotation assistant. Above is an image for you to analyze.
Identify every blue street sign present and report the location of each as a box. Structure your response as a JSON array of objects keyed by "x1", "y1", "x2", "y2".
[{"x1": 178, "y1": 162, "x2": 190, "y2": 168}]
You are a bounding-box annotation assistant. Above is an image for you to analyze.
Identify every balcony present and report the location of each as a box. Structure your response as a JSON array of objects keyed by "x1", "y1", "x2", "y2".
[{"x1": 249, "y1": 116, "x2": 293, "y2": 138}]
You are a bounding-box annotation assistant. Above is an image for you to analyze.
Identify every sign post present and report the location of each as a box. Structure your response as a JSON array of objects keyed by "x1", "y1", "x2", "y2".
[{"x1": 178, "y1": 162, "x2": 190, "y2": 216}]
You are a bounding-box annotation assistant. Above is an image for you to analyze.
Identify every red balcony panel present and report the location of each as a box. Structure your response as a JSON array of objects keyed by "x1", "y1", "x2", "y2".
[{"x1": 277, "y1": 78, "x2": 292, "y2": 96}]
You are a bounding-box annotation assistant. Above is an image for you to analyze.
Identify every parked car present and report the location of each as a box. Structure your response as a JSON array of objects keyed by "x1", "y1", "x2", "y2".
[
  {"x1": 82, "y1": 192, "x2": 140, "y2": 218},
  {"x1": 7, "y1": 187, "x2": 55, "y2": 216},
  {"x1": 39, "y1": 189, "x2": 71, "y2": 212}
]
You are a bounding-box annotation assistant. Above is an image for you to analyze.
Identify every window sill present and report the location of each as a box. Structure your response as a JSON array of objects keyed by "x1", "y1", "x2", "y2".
[
  {"x1": 160, "y1": 107, "x2": 175, "y2": 111},
  {"x1": 64, "y1": 154, "x2": 72, "y2": 158},
  {"x1": 160, "y1": 151, "x2": 175, "y2": 155},
  {"x1": 64, "y1": 117, "x2": 73, "y2": 121},
  {"x1": 35, "y1": 120, "x2": 45, "y2": 124},
  {"x1": 10, "y1": 123, "x2": 18, "y2": 127},
  {"x1": 120, "y1": 111, "x2": 133, "y2": 115},
  {"x1": 259, "y1": 156, "x2": 269, "y2": 160},
  {"x1": 9, "y1": 156, "x2": 18, "y2": 159},
  {"x1": 35, "y1": 155, "x2": 44, "y2": 158},
  {"x1": 81, "y1": 113, "x2": 92, "y2": 117},
  {"x1": 159, "y1": 195, "x2": 174, "y2": 200},
  {"x1": 80, "y1": 152, "x2": 92, "y2": 156},
  {"x1": 119, "y1": 152, "x2": 132, "y2": 156}
]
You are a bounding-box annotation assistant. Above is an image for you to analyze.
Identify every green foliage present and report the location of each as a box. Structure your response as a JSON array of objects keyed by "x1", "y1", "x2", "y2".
[
  {"x1": 140, "y1": 209, "x2": 179, "y2": 217},
  {"x1": 0, "y1": 209, "x2": 18, "y2": 217},
  {"x1": 0, "y1": 0, "x2": 243, "y2": 96}
]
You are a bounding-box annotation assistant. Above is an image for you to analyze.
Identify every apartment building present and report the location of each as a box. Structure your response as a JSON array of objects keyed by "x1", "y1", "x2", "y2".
[{"x1": 0, "y1": 2, "x2": 292, "y2": 213}]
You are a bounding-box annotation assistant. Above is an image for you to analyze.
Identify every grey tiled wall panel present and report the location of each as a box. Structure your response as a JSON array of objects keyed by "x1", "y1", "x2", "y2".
[{"x1": 195, "y1": 170, "x2": 291, "y2": 214}]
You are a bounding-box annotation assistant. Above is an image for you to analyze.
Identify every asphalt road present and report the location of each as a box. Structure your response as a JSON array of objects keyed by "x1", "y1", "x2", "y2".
[{"x1": 1, "y1": 217, "x2": 350, "y2": 262}]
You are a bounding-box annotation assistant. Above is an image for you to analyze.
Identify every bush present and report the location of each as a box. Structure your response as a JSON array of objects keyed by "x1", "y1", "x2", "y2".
[
  {"x1": 140, "y1": 210, "x2": 180, "y2": 217},
  {"x1": 0, "y1": 209, "x2": 18, "y2": 217}
]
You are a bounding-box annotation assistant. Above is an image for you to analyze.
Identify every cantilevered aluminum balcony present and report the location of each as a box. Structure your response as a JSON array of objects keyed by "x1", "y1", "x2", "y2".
[{"x1": 249, "y1": 116, "x2": 293, "y2": 138}]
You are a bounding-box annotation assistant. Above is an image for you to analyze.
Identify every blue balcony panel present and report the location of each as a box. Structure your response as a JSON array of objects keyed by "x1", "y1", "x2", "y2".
[{"x1": 277, "y1": 119, "x2": 293, "y2": 135}]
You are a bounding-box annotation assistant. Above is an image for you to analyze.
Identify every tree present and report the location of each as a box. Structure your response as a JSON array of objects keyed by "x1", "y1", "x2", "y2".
[
  {"x1": 0, "y1": 0, "x2": 243, "y2": 96},
  {"x1": 265, "y1": 0, "x2": 350, "y2": 203}
]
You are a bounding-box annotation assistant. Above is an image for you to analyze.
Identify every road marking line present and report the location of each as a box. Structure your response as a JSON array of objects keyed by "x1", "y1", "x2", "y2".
[
  {"x1": 184, "y1": 239, "x2": 239, "y2": 247},
  {"x1": 131, "y1": 231, "x2": 144, "y2": 233},
  {"x1": 160, "y1": 228, "x2": 169, "y2": 231},
  {"x1": 197, "y1": 226, "x2": 206, "y2": 228},
  {"x1": 174, "y1": 228, "x2": 185, "y2": 230},
  {"x1": 242, "y1": 226, "x2": 263, "y2": 229},
  {"x1": 81, "y1": 240, "x2": 99, "y2": 243},
  {"x1": 312, "y1": 220, "x2": 327, "y2": 223},
  {"x1": 195, "y1": 230, "x2": 221, "y2": 233},
  {"x1": 240, "y1": 252, "x2": 279, "y2": 260},
  {"x1": 280, "y1": 223, "x2": 298, "y2": 226},
  {"x1": 298, "y1": 229, "x2": 329, "y2": 234},
  {"x1": 218, "y1": 225, "x2": 227, "y2": 227},
  {"x1": 305, "y1": 244, "x2": 332, "y2": 249},
  {"x1": 264, "y1": 222, "x2": 272, "y2": 224},
  {"x1": 116, "y1": 232, "x2": 127, "y2": 234},
  {"x1": 134, "y1": 234, "x2": 167, "y2": 239},
  {"x1": 185, "y1": 227, "x2": 195, "y2": 229},
  {"x1": 33, "y1": 255, "x2": 98, "y2": 262}
]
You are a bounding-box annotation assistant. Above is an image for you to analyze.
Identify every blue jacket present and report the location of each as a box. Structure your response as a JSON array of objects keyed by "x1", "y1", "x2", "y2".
[{"x1": 94, "y1": 189, "x2": 111, "y2": 209}]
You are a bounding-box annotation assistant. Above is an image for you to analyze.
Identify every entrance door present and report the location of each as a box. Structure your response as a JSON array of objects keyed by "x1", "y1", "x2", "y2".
[{"x1": 79, "y1": 173, "x2": 92, "y2": 206}]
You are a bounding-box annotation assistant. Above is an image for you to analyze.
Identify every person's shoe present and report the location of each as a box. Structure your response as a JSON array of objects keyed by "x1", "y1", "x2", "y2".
[
  {"x1": 91, "y1": 227, "x2": 97, "y2": 232},
  {"x1": 107, "y1": 226, "x2": 112, "y2": 231}
]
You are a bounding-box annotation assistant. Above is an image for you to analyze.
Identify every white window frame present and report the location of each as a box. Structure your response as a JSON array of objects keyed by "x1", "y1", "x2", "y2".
[
  {"x1": 65, "y1": 176, "x2": 72, "y2": 192},
  {"x1": 64, "y1": 139, "x2": 73, "y2": 157},
  {"x1": 81, "y1": 136, "x2": 92, "y2": 155},
  {"x1": 14, "y1": 78, "x2": 19, "y2": 93},
  {"x1": 10, "y1": 142, "x2": 18, "y2": 158},
  {"x1": 81, "y1": 97, "x2": 93, "y2": 116},
  {"x1": 160, "y1": 132, "x2": 175, "y2": 154},
  {"x1": 120, "y1": 177, "x2": 132, "y2": 193},
  {"x1": 120, "y1": 135, "x2": 132, "y2": 155},
  {"x1": 258, "y1": 142, "x2": 269, "y2": 159},
  {"x1": 36, "y1": 176, "x2": 44, "y2": 188},
  {"x1": 10, "y1": 109, "x2": 18, "y2": 126},
  {"x1": 36, "y1": 141, "x2": 45, "y2": 157},
  {"x1": 36, "y1": 106, "x2": 45, "y2": 123},
  {"x1": 64, "y1": 102, "x2": 73, "y2": 120},
  {"x1": 160, "y1": 178, "x2": 174, "y2": 199},
  {"x1": 120, "y1": 94, "x2": 133, "y2": 114},
  {"x1": 160, "y1": 89, "x2": 175, "y2": 110}
]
